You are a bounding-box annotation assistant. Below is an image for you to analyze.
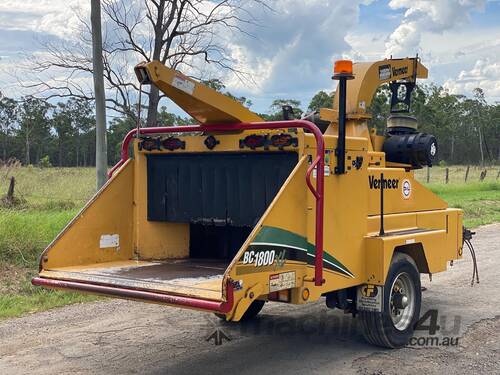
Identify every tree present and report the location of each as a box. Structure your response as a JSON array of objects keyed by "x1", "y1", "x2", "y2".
[
  {"x1": 0, "y1": 96, "x2": 17, "y2": 160},
  {"x1": 17, "y1": 97, "x2": 52, "y2": 165},
  {"x1": 52, "y1": 102, "x2": 75, "y2": 167},
  {"x1": 24, "y1": 0, "x2": 268, "y2": 125},
  {"x1": 308, "y1": 90, "x2": 333, "y2": 112},
  {"x1": 472, "y1": 88, "x2": 487, "y2": 166},
  {"x1": 488, "y1": 103, "x2": 500, "y2": 162},
  {"x1": 263, "y1": 99, "x2": 303, "y2": 121},
  {"x1": 107, "y1": 116, "x2": 135, "y2": 165},
  {"x1": 367, "y1": 85, "x2": 391, "y2": 133},
  {"x1": 157, "y1": 106, "x2": 192, "y2": 126},
  {"x1": 71, "y1": 100, "x2": 95, "y2": 167}
]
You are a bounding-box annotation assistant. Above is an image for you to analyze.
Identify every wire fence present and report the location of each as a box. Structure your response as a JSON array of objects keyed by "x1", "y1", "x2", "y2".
[
  {"x1": 414, "y1": 165, "x2": 500, "y2": 184},
  {"x1": 1, "y1": 164, "x2": 499, "y2": 211}
]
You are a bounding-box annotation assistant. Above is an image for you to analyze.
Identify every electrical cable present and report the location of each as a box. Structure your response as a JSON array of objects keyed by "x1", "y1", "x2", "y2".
[
  {"x1": 462, "y1": 228, "x2": 479, "y2": 287},
  {"x1": 464, "y1": 238, "x2": 479, "y2": 286}
]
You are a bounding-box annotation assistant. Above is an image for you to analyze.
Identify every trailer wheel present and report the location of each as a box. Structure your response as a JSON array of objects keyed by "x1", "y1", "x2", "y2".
[
  {"x1": 359, "y1": 253, "x2": 421, "y2": 348},
  {"x1": 215, "y1": 299, "x2": 265, "y2": 322}
]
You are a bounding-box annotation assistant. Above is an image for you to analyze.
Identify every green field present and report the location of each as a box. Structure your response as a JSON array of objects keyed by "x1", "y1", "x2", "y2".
[
  {"x1": 414, "y1": 165, "x2": 500, "y2": 227},
  {"x1": 0, "y1": 165, "x2": 499, "y2": 319},
  {"x1": 0, "y1": 167, "x2": 97, "y2": 319}
]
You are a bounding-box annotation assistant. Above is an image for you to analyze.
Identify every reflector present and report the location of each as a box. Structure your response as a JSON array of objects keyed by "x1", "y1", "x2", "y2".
[{"x1": 161, "y1": 137, "x2": 186, "y2": 151}]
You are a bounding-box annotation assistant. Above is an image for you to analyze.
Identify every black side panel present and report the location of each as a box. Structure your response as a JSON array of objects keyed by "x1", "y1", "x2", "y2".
[{"x1": 147, "y1": 152, "x2": 297, "y2": 226}]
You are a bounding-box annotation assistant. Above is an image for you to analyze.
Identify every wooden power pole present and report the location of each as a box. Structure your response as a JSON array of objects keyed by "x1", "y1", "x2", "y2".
[{"x1": 91, "y1": 0, "x2": 107, "y2": 189}]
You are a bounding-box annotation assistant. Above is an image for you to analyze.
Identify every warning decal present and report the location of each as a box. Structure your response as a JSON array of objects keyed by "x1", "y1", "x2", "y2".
[
  {"x1": 172, "y1": 75, "x2": 195, "y2": 95},
  {"x1": 357, "y1": 284, "x2": 383, "y2": 312},
  {"x1": 100, "y1": 234, "x2": 119, "y2": 249},
  {"x1": 269, "y1": 271, "x2": 296, "y2": 293}
]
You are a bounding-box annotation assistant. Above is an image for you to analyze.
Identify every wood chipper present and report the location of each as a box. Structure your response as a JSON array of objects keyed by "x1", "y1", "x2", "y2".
[{"x1": 33, "y1": 57, "x2": 469, "y2": 348}]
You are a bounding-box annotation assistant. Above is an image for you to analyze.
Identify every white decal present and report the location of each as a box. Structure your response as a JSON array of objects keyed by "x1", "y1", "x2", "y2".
[
  {"x1": 100, "y1": 234, "x2": 119, "y2": 249},
  {"x1": 357, "y1": 284, "x2": 383, "y2": 312},
  {"x1": 242, "y1": 250, "x2": 276, "y2": 267},
  {"x1": 269, "y1": 271, "x2": 296, "y2": 292},
  {"x1": 312, "y1": 166, "x2": 330, "y2": 178},
  {"x1": 402, "y1": 179, "x2": 412, "y2": 200},
  {"x1": 172, "y1": 75, "x2": 195, "y2": 95},
  {"x1": 405, "y1": 239, "x2": 416, "y2": 244},
  {"x1": 379, "y1": 65, "x2": 391, "y2": 80},
  {"x1": 430, "y1": 142, "x2": 437, "y2": 157}
]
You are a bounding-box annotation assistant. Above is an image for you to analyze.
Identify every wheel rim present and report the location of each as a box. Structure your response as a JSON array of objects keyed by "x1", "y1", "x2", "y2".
[{"x1": 389, "y1": 272, "x2": 416, "y2": 331}]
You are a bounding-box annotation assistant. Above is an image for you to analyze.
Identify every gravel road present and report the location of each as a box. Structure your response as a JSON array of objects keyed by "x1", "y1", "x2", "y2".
[{"x1": 1, "y1": 224, "x2": 498, "y2": 375}]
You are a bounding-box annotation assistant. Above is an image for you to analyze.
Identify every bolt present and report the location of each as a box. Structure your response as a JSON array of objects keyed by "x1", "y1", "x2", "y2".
[{"x1": 249, "y1": 292, "x2": 254, "y2": 299}]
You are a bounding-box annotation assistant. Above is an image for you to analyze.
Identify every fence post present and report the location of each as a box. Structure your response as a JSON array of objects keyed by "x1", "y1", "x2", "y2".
[
  {"x1": 465, "y1": 165, "x2": 470, "y2": 182},
  {"x1": 479, "y1": 169, "x2": 487, "y2": 182},
  {"x1": 497, "y1": 169, "x2": 500, "y2": 180},
  {"x1": 445, "y1": 168, "x2": 449, "y2": 184},
  {"x1": 426, "y1": 166, "x2": 430, "y2": 183},
  {"x1": 7, "y1": 176, "x2": 15, "y2": 200}
]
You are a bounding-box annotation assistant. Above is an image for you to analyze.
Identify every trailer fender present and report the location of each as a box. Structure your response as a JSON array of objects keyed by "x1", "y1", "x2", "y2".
[
  {"x1": 393, "y1": 243, "x2": 430, "y2": 274},
  {"x1": 364, "y1": 229, "x2": 446, "y2": 285}
]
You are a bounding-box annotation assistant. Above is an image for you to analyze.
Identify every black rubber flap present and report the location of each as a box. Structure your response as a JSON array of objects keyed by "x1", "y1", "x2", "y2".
[{"x1": 147, "y1": 152, "x2": 297, "y2": 226}]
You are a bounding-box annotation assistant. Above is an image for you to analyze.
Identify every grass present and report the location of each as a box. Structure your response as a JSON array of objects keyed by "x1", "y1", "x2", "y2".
[
  {"x1": 0, "y1": 290, "x2": 94, "y2": 319},
  {"x1": 426, "y1": 182, "x2": 500, "y2": 227},
  {"x1": 0, "y1": 210, "x2": 77, "y2": 265},
  {"x1": 414, "y1": 165, "x2": 500, "y2": 228},
  {"x1": 0, "y1": 165, "x2": 95, "y2": 209},
  {"x1": 0, "y1": 164, "x2": 499, "y2": 319},
  {"x1": 0, "y1": 166, "x2": 98, "y2": 320}
]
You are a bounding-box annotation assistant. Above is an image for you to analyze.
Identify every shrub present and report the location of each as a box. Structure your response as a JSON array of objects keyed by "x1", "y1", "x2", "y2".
[{"x1": 38, "y1": 156, "x2": 52, "y2": 168}]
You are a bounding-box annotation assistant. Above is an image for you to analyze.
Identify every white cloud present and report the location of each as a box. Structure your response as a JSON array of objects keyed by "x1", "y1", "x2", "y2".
[
  {"x1": 444, "y1": 59, "x2": 500, "y2": 98},
  {"x1": 226, "y1": 0, "x2": 370, "y2": 96},
  {"x1": 2, "y1": 0, "x2": 498, "y2": 112},
  {"x1": 0, "y1": 1, "x2": 88, "y2": 40},
  {"x1": 385, "y1": 0, "x2": 485, "y2": 57},
  {"x1": 344, "y1": 32, "x2": 387, "y2": 62}
]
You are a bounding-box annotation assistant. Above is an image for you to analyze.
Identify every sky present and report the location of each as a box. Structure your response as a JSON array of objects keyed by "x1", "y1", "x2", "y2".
[{"x1": 1, "y1": 0, "x2": 500, "y2": 116}]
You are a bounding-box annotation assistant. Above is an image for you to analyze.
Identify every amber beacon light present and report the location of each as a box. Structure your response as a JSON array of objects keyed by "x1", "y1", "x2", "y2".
[
  {"x1": 333, "y1": 59, "x2": 353, "y2": 77},
  {"x1": 332, "y1": 59, "x2": 354, "y2": 174}
]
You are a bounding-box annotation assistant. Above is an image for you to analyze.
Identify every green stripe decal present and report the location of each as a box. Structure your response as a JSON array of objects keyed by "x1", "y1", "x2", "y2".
[{"x1": 251, "y1": 226, "x2": 354, "y2": 278}]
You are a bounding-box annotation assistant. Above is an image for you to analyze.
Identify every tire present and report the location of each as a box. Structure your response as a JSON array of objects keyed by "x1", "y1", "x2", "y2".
[
  {"x1": 359, "y1": 253, "x2": 421, "y2": 348},
  {"x1": 215, "y1": 299, "x2": 265, "y2": 322}
]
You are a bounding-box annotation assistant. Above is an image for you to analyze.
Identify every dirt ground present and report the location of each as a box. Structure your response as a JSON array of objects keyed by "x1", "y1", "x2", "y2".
[{"x1": 0, "y1": 224, "x2": 498, "y2": 375}]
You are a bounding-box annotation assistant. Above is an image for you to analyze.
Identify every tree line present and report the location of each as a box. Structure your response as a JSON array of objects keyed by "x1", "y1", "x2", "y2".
[
  {"x1": 369, "y1": 85, "x2": 500, "y2": 165},
  {"x1": 0, "y1": 82, "x2": 498, "y2": 167}
]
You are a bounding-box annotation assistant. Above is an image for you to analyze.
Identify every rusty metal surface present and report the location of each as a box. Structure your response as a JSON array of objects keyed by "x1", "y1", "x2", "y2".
[
  {"x1": 40, "y1": 259, "x2": 228, "y2": 300},
  {"x1": 105, "y1": 259, "x2": 227, "y2": 281}
]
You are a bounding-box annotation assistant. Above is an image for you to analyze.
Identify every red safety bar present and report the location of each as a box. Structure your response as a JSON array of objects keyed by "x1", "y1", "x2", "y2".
[
  {"x1": 107, "y1": 120, "x2": 325, "y2": 287},
  {"x1": 32, "y1": 277, "x2": 234, "y2": 313}
]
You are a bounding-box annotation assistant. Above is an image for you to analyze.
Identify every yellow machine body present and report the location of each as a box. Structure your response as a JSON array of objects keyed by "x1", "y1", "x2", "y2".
[{"x1": 35, "y1": 58, "x2": 463, "y2": 322}]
